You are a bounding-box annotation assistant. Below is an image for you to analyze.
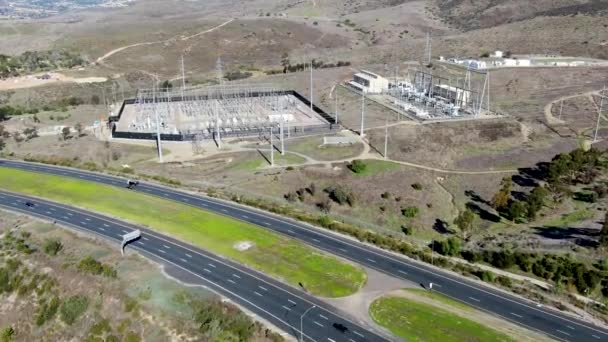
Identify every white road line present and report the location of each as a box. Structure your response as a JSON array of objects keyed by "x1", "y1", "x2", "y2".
[
  {"x1": 397, "y1": 270, "x2": 408, "y2": 275},
  {"x1": 319, "y1": 314, "x2": 328, "y2": 320},
  {"x1": 592, "y1": 334, "x2": 601, "y2": 339},
  {"x1": 241, "y1": 215, "x2": 249, "y2": 219},
  {"x1": 282, "y1": 305, "x2": 292, "y2": 311},
  {"x1": 349, "y1": 339, "x2": 356, "y2": 342},
  {"x1": 67, "y1": 212, "x2": 73, "y2": 216},
  {"x1": 201, "y1": 203, "x2": 208, "y2": 207},
  {"x1": 566, "y1": 325, "x2": 575, "y2": 330},
  {"x1": 258, "y1": 285, "x2": 268, "y2": 291},
  {"x1": 203, "y1": 268, "x2": 211, "y2": 273},
  {"x1": 312, "y1": 238, "x2": 320, "y2": 243},
  {"x1": 510, "y1": 312, "x2": 523, "y2": 318},
  {"x1": 287, "y1": 230, "x2": 295, "y2": 233},
  {"x1": 263, "y1": 222, "x2": 271, "y2": 226},
  {"x1": 432, "y1": 283, "x2": 442, "y2": 288},
  {"x1": 121, "y1": 230, "x2": 129, "y2": 234},
  {"x1": 288, "y1": 299, "x2": 297, "y2": 305},
  {"x1": 227, "y1": 279, "x2": 236, "y2": 284},
  {"x1": 232, "y1": 274, "x2": 241, "y2": 279},
  {"x1": 468, "y1": 296, "x2": 480, "y2": 302},
  {"x1": 313, "y1": 321, "x2": 323, "y2": 328},
  {"x1": 221, "y1": 209, "x2": 228, "y2": 213},
  {"x1": 163, "y1": 193, "x2": 169, "y2": 197},
  {"x1": 366, "y1": 258, "x2": 376, "y2": 263},
  {"x1": 353, "y1": 331, "x2": 364, "y2": 338},
  {"x1": 136, "y1": 241, "x2": 144, "y2": 245},
  {"x1": 158, "y1": 249, "x2": 166, "y2": 254},
  {"x1": 142, "y1": 237, "x2": 149, "y2": 241},
  {"x1": 103, "y1": 223, "x2": 109, "y2": 227},
  {"x1": 185, "y1": 253, "x2": 192, "y2": 258},
  {"x1": 327, "y1": 338, "x2": 336, "y2": 342},
  {"x1": 45, "y1": 211, "x2": 51, "y2": 214},
  {"x1": 80, "y1": 221, "x2": 87, "y2": 225},
  {"x1": 208, "y1": 263, "x2": 216, "y2": 268},
  {"x1": 339, "y1": 248, "x2": 347, "y2": 253},
  {"x1": 85, "y1": 218, "x2": 91, "y2": 221},
  {"x1": 179, "y1": 258, "x2": 188, "y2": 263},
  {"x1": 556, "y1": 330, "x2": 570, "y2": 336},
  {"x1": 254, "y1": 291, "x2": 263, "y2": 297},
  {"x1": 99, "y1": 227, "x2": 105, "y2": 231},
  {"x1": 163, "y1": 245, "x2": 171, "y2": 249},
  {"x1": 62, "y1": 216, "x2": 68, "y2": 220}
]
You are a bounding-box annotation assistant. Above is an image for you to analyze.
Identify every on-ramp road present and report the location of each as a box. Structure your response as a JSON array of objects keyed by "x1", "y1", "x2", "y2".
[
  {"x1": 0, "y1": 190, "x2": 388, "y2": 342},
  {"x1": 1, "y1": 159, "x2": 608, "y2": 342}
]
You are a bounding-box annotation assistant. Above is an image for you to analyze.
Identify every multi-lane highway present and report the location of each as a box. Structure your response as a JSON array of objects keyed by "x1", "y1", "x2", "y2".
[
  {"x1": 1, "y1": 159, "x2": 608, "y2": 342},
  {"x1": 0, "y1": 190, "x2": 387, "y2": 342}
]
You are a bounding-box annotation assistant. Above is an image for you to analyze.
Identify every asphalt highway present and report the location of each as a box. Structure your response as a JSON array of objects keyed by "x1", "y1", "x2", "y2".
[
  {"x1": 2, "y1": 159, "x2": 608, "y2": 341},
  {"x1": 0, "y1": 190, "x2": 387, "y2": 342}
]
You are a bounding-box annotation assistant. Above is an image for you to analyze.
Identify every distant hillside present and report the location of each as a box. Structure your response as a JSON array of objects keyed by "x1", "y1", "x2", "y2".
[{"x1": 433, "y1": 0, "x2": 608, "y2": 30}]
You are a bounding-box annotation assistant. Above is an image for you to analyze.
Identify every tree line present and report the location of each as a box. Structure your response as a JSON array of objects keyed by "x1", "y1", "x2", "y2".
[{"x1": 0, "y1": 50, "x2": 85, "y2": 79}]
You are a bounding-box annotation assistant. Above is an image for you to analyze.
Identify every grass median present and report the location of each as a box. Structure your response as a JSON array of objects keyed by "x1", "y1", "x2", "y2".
[
  {"x1": 0, "y1": 167, "x2": 366, "y2": 297},
  {"x1": 370, "y1": 291, "x2": 514, "y2": 342}
]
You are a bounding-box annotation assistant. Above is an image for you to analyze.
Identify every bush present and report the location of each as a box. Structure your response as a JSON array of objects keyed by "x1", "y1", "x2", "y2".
[
  {"x1": 436, "y1": 237, "x2": 461, "y2": 256},
  {"x1": 60, "y1": 295, "x2": 89, "y2": 325},
  {"x1": 348, "y1": 160, "x2": 367, "y2": 174},
  {"x1": 411, "y1": 183, "x2": 423, "y2": 190},
  {"x1": 380, "y1": 191, "x2": 391, "y2": 200},
  {"x1": 78, "y1": 256, "x2": 117, "y2": 278},
  {"x1": 35, "y1": 296, "x2": 60, "y2": 326},
  {"x1": 284, "y1": 192, "x2": 297, "y2": 203},
  {"x1": 43, "y1": 238, "x2": 63, "y2": 256},
  {"x1": 401, "y1": 206, "x2": 419, "y2": 218},
  {"x1": 325, "y1": 186, "x2": 352, "y2": 206},
  {"x1": 1, "y1": 326, "x2": 15, "y2": 342},
  {"x1": 316, "y1": 200, "x2": 332, "y2": 213},
  {"x1": 401, "y1": 225, "x2": 412, "y2": 236}
]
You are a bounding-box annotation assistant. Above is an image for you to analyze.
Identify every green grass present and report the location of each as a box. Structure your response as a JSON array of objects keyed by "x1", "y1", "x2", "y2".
[
  {"x1": 287, "y1": 137, "x2": 364, "y2": 161},
  {"x1": 403, "y1": 289, "x2": 473, "y2": 312},
  {"x1": 0, "y1": 168, "x2": 366, "y2": 297},
  {"x1": 545, "y1": 208, "x2": 594, "y2": 227},
  {"x1": 232, "y1": 152, "x2": 306, "y2": 171},
  {"x1": 370, "y1": 295, "x2": 513, "y2": 342},
  {"x1": 353, "y1": 160, "x2": 399, "y2": 177}
]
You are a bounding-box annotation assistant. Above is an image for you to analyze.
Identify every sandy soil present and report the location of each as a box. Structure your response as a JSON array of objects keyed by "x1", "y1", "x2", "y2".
[{"x1": 0, "y1": 72, "x2": 107, "y2": 91}]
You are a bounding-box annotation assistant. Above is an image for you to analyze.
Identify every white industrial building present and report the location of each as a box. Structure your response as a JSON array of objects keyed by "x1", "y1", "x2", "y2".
[
  {"x1": 349, "y1": 70, "x2": 389, "y2": 94},
  {"x1": 432, "y1": 84, "x2": 471, "y2": 106}
]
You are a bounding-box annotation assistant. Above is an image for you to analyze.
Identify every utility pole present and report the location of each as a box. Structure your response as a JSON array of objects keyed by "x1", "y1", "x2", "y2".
[
  {"x1": 310, "y1": 60, "x2": 314, "y2": 111},
  {"x1": 594, "y1": 85, "x2": 606, "y2": 143},
  {"x1": 181, "y1": 55, "x2": 186, "y2": 102},
  {"x1": 360, "y1": 91, "x2": 366, "y2": 137},
  {"x1": 215, "y1": 99, "x2": 221, "y2": 148},
  {"x1": 384, "y1": 117, "x2": 389, "y2": 159},
  {"x1": 270, "y1": 126, "x2": 274, "y2": 166},
  {"x1": 280, "y1": 120, "x2": 285, "y2": 155},
  {"x1": 334, "y1": 87, "x2": 339, "y2": 125},
  {"x1": 425, "y1": 30, "x2": 432, "y2": 65},
  {"x1": 153, "y1": 79, "x2": 163, "y2": 163},
  {"x1": 559, "y1": 100, "x2": 564, "y2": 120},
  {"x1": 300, "y1": 305, "x2": 316, "y2": 342}
]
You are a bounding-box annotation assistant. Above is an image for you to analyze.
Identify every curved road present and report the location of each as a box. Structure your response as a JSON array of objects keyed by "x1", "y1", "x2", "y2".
[
  {"x1": 1, "y1": 159, "x2": 608, "y2": 342},
  {"x1": 0, "y1": 190, "x2": 387, "y2": 342}
]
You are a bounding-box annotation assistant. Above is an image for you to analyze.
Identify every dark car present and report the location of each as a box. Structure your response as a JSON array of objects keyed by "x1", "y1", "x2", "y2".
[
  {"x1": 126, "y1": 180, "x2": 139, "y2": 189},
  {"x1": 332, "y1": 323, "x2": 348, "y2": 333},
  {"x1": 25, "y1": 201, "x2": 35, "y2": 207}
]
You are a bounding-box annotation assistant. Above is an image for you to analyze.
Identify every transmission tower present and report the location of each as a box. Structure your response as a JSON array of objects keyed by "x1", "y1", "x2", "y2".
[
  {"x1": 424, "y1": 30, "x2": 432, "y2": 65},
  {"x1": 594, "y1": 85, "x2": 607, "y2": 142}
]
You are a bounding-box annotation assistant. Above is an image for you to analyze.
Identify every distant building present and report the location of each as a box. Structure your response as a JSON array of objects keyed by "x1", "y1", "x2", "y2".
[
  {"x1": 462, "y1": 59, "x2": 487, "y2": 70},
  {"x1": 503, "y1": 58, "x2": 531, "y2": 67},
  {"x1": 349, "y1": 70, "x2": 389, "y2": 94},
  {"x1": 493, "y1": 50, "x2": 503, "y2": 58}
]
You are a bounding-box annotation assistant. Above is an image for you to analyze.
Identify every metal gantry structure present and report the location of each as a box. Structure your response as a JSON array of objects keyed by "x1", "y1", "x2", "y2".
[{"x1": 386, "y1": 66, "x2": 492, "y2": 120}]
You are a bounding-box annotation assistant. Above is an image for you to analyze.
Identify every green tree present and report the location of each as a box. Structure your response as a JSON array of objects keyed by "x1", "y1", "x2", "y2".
[
  {"x1": 454, "y1": 209, "x2": 475, "y2": 240},
  {"x1": 61, "y1": 126, "x2": 71, "y2": 140},
  {"x1": 491, "y1": 177, "x2": 512, "y2": 210},
  {"x1": 600, "y1": 212, "x2": 608, "y2": 248},
  {"x1": 508, "y1": 200, "x2": 527, "y2": 222},
  {"x1": 526, "y1": 185, "x2": 548, "y2": 220},
  {"x1": 348, "y1": 160, "x2": 367, "y2": 174},
  {"x1": 74, "y1": 122, "x2": 84, "y2": 137}
]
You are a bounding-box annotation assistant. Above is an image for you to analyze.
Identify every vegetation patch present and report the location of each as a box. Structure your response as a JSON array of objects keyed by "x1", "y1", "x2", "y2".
[
  {"x1": 0, "y1": 168, "x2": 366, "y2": 297},
  {"x1": 370, "y1": 295, "x2": 513, "y2": 342}
]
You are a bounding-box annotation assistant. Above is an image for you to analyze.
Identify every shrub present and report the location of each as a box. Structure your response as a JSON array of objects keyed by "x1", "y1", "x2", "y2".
[
  {"x1": 317, "y1": 200, "x2": 332, "y2": 213},
  {"x1": 60, "y1": 295, "x2": 89, "y2": 325},
  {"x1": 78, "y1": 256, "x2": 117, "y2": 278},
  {"x1": 411, "y1": 183, "x2": 423, "y2": 190},
  {"x1": 401, "y1": 206, "x2": 419, "y2": 218},
  {"x1": 307, "y1": 183, "x2": 316, "y2": 196},
  {"x1": 348, "y1": 160, "x2": 367, "y2": 174},
  {"x1": 284, "y1": 192, "x2": 297, "y2": 203},
  {"x1": 380, "y1": 191, "x2": 391, "y2": 200},
  {"x1": 35, "y1": 296, "x2": 60, "y2": 326},
  {"x1": 436, "y1": 237, "x2": 461, "y2": 256},
  {"x1": 401, "y1": 225, "x2": 412, "y2": 236},
  {"x1": 325, "y1": 186, "x2": 349, "y2": 205},
  {"x1": 1, "y1": 326, "x2": 15, "y2": 342},
  {"x1": 43, "y1": 238, "x2": 63, "y2": 256}
]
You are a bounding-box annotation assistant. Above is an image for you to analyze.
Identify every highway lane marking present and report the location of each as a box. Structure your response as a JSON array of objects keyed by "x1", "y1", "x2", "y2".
[
  {"x1": 136, "y1": 241, "x2": 144, "y2": 245},
  {"x1": 163, "y1": 193, "x2": 170, "y2": 197},
  {"x1": 203, "y1": 268, "x2": 212, "y2": 273},
  {"x1": 282, "y1": 305, "x2": 291, "y2": 311},
  {"x1": 85, "y1": 218, "x2": 91, "y2": 221},
  {"x1": 258, "y1": 285, "x2": 268, "y2": 291},
  {"x1": 142, "y1": 237, "x2": 150, "y2": 241},
  {"x1": 353, "y1": 331, "x2": 364, "y2": 338},
  {"x1": 349, "y1": 339, "x2": 356, "y2": 342},
  {"x1": 4, "y1": 188, "x2": 385, "y2": 341},
  {"x1": 593, "y1": 334, "x2": 601, "y2": 339},
  {"x1": 241, "y1": 215, "x2": 249, "y2": 219},
  {"x1": 45, "y1": 211, "x2": 51, "y2": 214},
  {"x1": 397, "y1": 270, "x2": 408, "y2": 275},
  {"x1": 80, "y1": 221, "x2": 87, "y2": 225},
  {"x1": 556, "y1": 330, "x2": 571, "y2": 336},
  {"x1": 121, "y1": 230, "x2": 129, "y2": 234},
  {"x1": 103, "y1": 224, "x2": 109, "y2": 227},
  {"x1": 468, "y1": 297, "x2": 480, "y2": 302},
  {"x1": 158, "y1": 249, "x2": 167, "y2": 254},
  {"x1": 510, "y1": 312, "x2": 523, "y2": 318},
  {"x1": 327, "y1": 338, "x2": 336, "y2": 342},
  {"x1": 254, "y1": 291, "x2": 263, "y2": 297},
  {"x1": 67, "y1": 212, "x2": 73, "y2": 216},
  {"x1": 49, "y1": 207, "x2": 55, "y2": 211},
  {"x1": 227, "y1": 279, "x2": 236, "y2": 284},
  {"x1": 366, "y1": 258, "x2": 376, "y2": 263},
  {"x1": 312, "y1": 238, "x2": 320, "y2": 243},
  {"x1": 313, "y1": 321, "x2": 323, "y2": 328},
  {"x1": 179, "y1": 258, "x2": 188, "y2": 263},
  {"x1": 208, "y1": 263, "x2": 216, "y2": 268},
  {"x1": 185, "y1": 253, "x2": 192, "y2": 258},
  {"x1": 288, "y1": 299, "x2": 297, "y2": 305},
  {"x1": 566, "y1": 325, "x2": 575, "y2": 330},
  {"x1": 201, "y1": 203, "x2": 208, "y2": 207},
  {"x1": 221, "y1": 209, "x2": 228, "y2": 213},
  {"x1": 11, "y1": 202, "x2": 18, "y2": 205},
  {"x1": 263, "y1": 222, "x2": 271, "y2": 226},
  {"x1": 163, "y1": 244, "x2": 171, "y2": 249},
  {"x1": 232, "y1": 274, "x2": 241, "y2": 279},
  {"x1": 287, "y1": 230, "x2": 295, "y2": 233},
  {"x1": 182, "y1": 198, "x2": 189, "y2": 202},
  {"x1": 319, "y1": 314, "x2": 328, "y2": 320},
  {"x1": 62, "y1": 216, "x2": 69, "y2": 220},
  {"x1": 98, "y1": 227, "x2": 105, "y2": 231}
]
